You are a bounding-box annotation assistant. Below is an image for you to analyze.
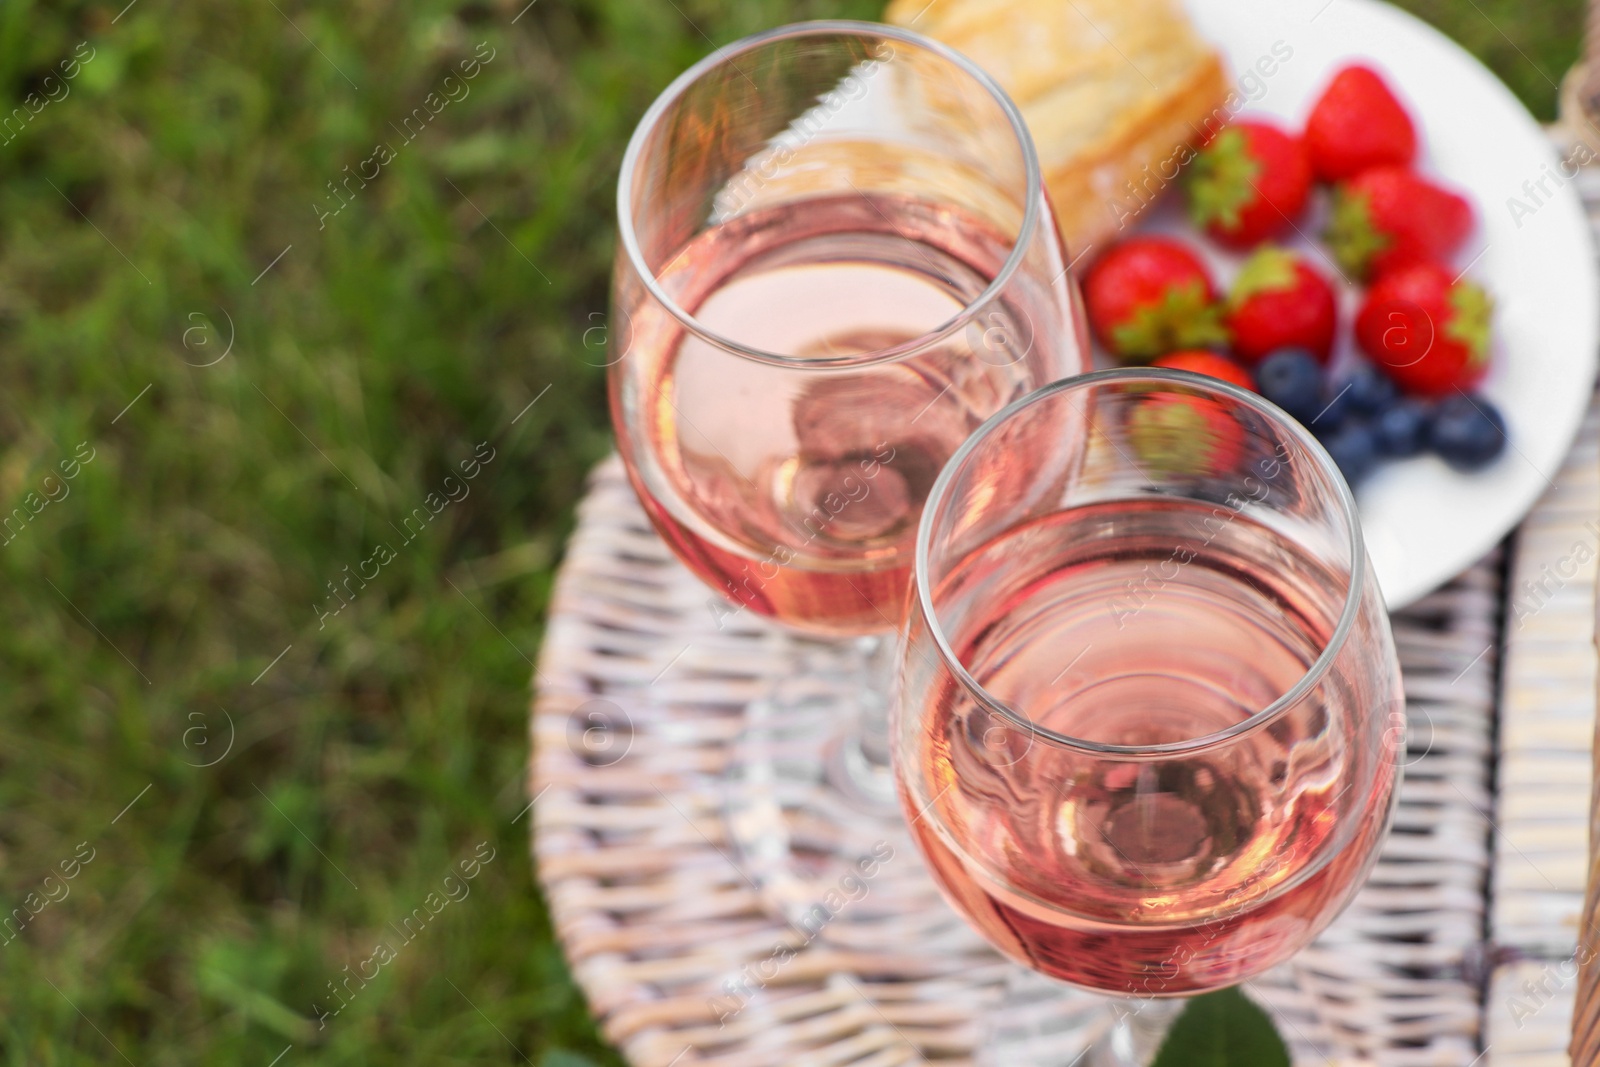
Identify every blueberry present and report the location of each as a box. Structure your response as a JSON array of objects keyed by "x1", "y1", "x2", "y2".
[
  {"x1": 1374, "y1": 400, "x2": 1431, "y2": 458},
  {"x1": 1321, "y1": 420, "x2": 1379, "y2": 487},
  {"x1": 1429, "y1": 394, "x2": 1507, "y2": 472},
  {"x1": 1254, "y1": 348, "x2": 1324, "y2": 425},
  {"x1": 1342, "y1": 363, "x2": 1399, "y2": 416}
]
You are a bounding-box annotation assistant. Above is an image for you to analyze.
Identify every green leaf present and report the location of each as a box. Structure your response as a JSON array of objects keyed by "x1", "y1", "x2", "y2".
[
  {"x1": 1185, "y1": 128, "x2": 1261, "y2": 231},
  {"x1": 1228, "y1": 246, "x2": 1299, "y2": 307},
  {"x1": 1149, "y1": 987, "x2": 1291, "y2": 1067},
  {"x1": 1323, "y1": 187, "x2": 1390, "y2": 280},
  {"x1": 1107, "y1": 282, "x2": 1229, "y2": 361},
  {"x1": 1446, "y1": 279, "x2": 1495, "y2": 363}
]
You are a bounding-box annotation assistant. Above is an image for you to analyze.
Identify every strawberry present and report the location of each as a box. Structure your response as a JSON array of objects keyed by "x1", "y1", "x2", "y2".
[
  {"x1": 1223, "y1": 247, "x2": 1339, "y2": 364},
  {"x1": 1153, "y1": 351, "x2": 1254, "y2": 391},
  {"x1": 1305, "y1": 64, "x2": 1417, "y2": 182},
  {"x1": 1325, "y1": 166, "x2": 1474, "y2": 280},
  {"x1": 1126, "y1": 390, "x2": 1244, "y2": 476},
  {"x1": 1084, "y1": 237, "x2": 1227, "y2": 361},
  {"x1": 1355, "y1": 262, "x2": 1492, "y2": 397},
  {"x1": 1185, "y1": 120, "x2": 1312, "y2": 247}
]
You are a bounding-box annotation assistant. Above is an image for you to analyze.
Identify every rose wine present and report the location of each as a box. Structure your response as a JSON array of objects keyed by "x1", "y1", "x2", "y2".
[
  {"x1": 904, "y1": 499, "x2": 1399, "y2": 994},
  {"x1": 614, "y1": 193, "x2": 1076, "y2": 635}
]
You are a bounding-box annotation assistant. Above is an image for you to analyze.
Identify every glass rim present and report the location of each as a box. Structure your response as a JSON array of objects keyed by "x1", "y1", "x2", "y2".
[
  {"x1": 912, "y1": 367, "x2": 1371, "y2": 759},
  {"x1": 614, "y1": 19, "x2": 1044, "y2": 370}
]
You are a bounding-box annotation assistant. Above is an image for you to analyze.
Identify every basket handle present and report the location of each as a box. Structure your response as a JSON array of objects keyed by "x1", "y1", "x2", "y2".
[{"x1": 1579, "y1": 565, "x2": 1600, "y2": 1062}]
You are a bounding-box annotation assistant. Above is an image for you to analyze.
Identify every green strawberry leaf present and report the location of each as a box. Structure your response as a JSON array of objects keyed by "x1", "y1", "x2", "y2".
[
  {"x1": 1228, "y1": 246, "x2": 1299, "y2": 307},
  {"x1": 1109, "y1": 282, "x2": 1230, "y2": 361},
  {"x1": 1149, "y1": 987, "x2": 1291, "y2": 1067},
  {"x1": 1186, "y1": 128, "x2": 1262, "y2": 231},
  {"x1": 1446, "y1": 280, "x2": 1494, "y2": 365},
  {"x1": 1324, "y1": 188, "x2": 1390, "y2": 279}
]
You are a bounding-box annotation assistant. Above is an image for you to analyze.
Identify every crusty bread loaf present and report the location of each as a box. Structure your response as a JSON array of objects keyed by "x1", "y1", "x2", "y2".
[{"x1": 885, "y1": 0, "x2": 1230, "y2": 263}]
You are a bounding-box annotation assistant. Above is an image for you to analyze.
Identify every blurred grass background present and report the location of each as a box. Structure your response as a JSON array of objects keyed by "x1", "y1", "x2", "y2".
[{"x1": 0, "y1": 0, "x2": 1582, "y2": 1063}]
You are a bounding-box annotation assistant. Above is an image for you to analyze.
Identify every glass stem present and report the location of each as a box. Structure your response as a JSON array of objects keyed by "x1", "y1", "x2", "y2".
[
  {"x1": 827, "y1": 634, "x2": 899, "y2": 809},
  {"x1": 1089, "y1": 998, "x2": 1184, "y2": 1067}
]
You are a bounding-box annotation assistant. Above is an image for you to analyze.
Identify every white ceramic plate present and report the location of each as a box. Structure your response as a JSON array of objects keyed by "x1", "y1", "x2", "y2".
[{"x1": 1104, "y1": 0, "x2": 1600, "y2": 609}]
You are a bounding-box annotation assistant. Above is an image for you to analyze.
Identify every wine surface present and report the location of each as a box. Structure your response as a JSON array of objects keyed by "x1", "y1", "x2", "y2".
[
  {"x1": 907, "y1": 499, "x2": 1395, "y2": 993},
  {"x1": 624, "y1": 193, "x2": 1059, "y2": 634}
]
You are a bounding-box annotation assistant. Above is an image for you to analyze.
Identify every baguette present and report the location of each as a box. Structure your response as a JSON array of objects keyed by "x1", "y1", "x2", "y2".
[{"x1": 885, "y1": 0, "x2": 1231, "y2": 262}]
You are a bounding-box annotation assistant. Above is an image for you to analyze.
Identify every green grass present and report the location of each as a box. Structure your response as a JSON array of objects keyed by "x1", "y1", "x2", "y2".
[
  {"x1": 0, "y1": 0, "x2": 1580, "y2": 1063},
  {"x1": 1391, "y1": 0, "x2": 1583, "y2": 118}
]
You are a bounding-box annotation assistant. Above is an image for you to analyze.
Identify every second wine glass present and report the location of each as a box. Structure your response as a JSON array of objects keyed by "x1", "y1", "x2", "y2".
[
  {"x1": 893, "y1": 370, "x2": 1405, "y2": 1065},
  {"x1": 608, "y1": 21, "x2": 1087, "y2": 913}
]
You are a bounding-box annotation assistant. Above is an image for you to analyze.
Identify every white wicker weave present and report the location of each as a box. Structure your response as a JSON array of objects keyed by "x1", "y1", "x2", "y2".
[
  {"x1": 1484, "y1": 404, "x2": 1600, "y2": 1067},
  {"x1": 532, "y1": 455, "x2": 1509, "y2": 1066},
  {"x1": 1476, "y1": 132, "x2": 1600, "y2": 1066}
]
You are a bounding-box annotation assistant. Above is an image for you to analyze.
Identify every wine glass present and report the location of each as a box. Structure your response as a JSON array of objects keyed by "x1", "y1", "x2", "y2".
[
  {"x1": 608, "y1": 20, "x2": 1087, "y2": 913},
  {"x1": 893, "y1": 369, "x2": 1405, "y2": 1065}
]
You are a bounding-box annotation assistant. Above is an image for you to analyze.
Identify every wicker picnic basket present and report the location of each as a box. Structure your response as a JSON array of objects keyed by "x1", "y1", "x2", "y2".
[{"x1": 531, "y1": 42, "x2": 1600, "y2": 1067}]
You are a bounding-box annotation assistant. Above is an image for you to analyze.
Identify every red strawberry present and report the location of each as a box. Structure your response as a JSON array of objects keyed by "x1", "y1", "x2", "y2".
[
  {"x1": 1153, "y1": 351, "x2": 1254, "y2": 391},
  {"x1": 1223, "y1": 247, "x2": 1339, "y2": 364},
  {"x1": 1355, "y1": 262, "x2": 1492, "y2": 397},
  {"x1": 1084, "y1": 237, "x2": 1227, "y2": 361},
  {"x1": 1127, "y1": 391, "x2": 1244, "y2": 475},
  {"x1": 1185, "y1": 120, "x2": 1312, "y2": 247},
  {"x1": 1326, "y1": 166, "x2": 1474, "y2": 280},
  {"x1": 1305, "y1": 64, "x2": 1417, "y2": 181}
]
